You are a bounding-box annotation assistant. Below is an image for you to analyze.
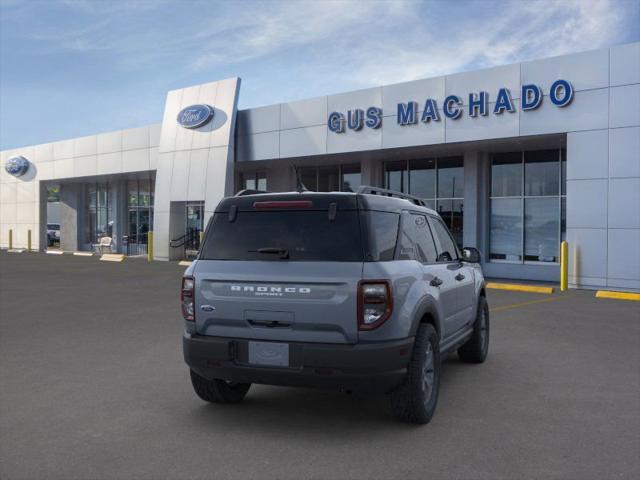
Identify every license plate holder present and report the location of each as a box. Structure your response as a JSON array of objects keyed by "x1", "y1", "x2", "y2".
[{"x1": 248, "y1": 341, "x2": 289, "y2": 367}]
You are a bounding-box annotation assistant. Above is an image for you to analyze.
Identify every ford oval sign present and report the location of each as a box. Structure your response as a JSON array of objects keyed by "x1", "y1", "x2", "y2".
[
  {"x1": 5, "y1": 156, "x2": 30, "y2": 177},
  {"x1": 176, "y1": 104, "x2": 214, "y2": 129}
]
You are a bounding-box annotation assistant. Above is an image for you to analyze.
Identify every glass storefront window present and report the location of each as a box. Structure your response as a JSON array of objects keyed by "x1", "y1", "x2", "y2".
[
  {"x1": 318, "y1": 165, "x2": 340, "y2": 192},
  {"x1": 298, "y1": 164, "x2": 361, "y2": 192},
  {"x1": 409, "y1": 158, "x2": 435, "y2": 199},
  {"x1": 341, "y1": 164, "x2": 361, "y2": 192},
  {"x1": 437, "y1": 157, "x2": 464, "y2": 198},
  {"x1": 186, "y1": 202, "x2": 204, "y2": 253},
  {"x1": 491, "y1": 152, "x2": 522, "y2": 197},
  {"x1": 385, "y1": 161, "x2": 406, "y2": 193},
  {"x1": 241, "y1": 172, "x2": 267, "y2": 191},
  {"x1": 490, "y1": 149, "x2": 566, "y2": 263},
  {"x1": 139, "y1": 179, "x2": 152, "y2": 207},
  {"x1": 490, "y1": 198, "x2": 523, "y2": 261},
  {"x1": 125, "y1": 177, "x2": 155, "y2": 255},
  {"x1": 85, "y1": 182, "x2": 113, "y2": 244},
  {"x1": 46, "y1": 185, "x2": 60, "y2": 202},
  {"x1": 524, "y1": 197, "x2": 559, "y2": 262},
  {"x1": 525, "y1": 150, "x2": 560, "y2": 196},
  {"x1": 128, "y1": 180, "x2": 138, "y2": 206},
  {"x1": 384, "y1": 156, "x2": 464, "y2": 247},
  {"x1": 300, "y1": 167, "x2": 317, "y2": 191},
  {"x1": 436, "y1": 199, "x2": 463, "y2": 248}
]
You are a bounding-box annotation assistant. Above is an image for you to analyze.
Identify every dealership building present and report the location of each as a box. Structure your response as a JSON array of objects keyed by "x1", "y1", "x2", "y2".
[{"x1": 1, "y1": 42, "x2": 639, "y2": 291}]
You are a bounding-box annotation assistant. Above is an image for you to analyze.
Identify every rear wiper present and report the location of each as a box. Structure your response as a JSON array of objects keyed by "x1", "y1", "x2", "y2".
[{"x1": 249, "y1": 247, "x2": 290, "y2": 260}]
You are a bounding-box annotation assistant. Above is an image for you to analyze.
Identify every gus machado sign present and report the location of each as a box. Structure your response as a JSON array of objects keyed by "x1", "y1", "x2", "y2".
[{"x1": 327, "y1": 79, "x2": 573, "y2": 133}]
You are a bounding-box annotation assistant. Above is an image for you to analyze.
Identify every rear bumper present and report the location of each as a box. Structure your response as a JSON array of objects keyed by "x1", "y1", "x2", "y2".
[{"x1": 183, "y1": 333, "x2": 414, "y2": 393}]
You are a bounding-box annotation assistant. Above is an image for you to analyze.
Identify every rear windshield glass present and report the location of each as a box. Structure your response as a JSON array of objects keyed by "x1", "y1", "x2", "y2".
[{"x1": 200, "y1": 211, "x2": 364, "y2": 261}]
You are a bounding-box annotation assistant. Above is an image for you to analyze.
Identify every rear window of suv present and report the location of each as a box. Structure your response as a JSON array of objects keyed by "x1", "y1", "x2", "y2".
[{"x1": 200, "y1": 210, "x2": 400, "y2": 262}]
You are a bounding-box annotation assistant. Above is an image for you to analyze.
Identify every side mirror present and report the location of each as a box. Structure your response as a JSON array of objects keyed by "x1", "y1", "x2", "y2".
[{"x1": 462, "y1": 247, "x2": 481, "y2": 263}]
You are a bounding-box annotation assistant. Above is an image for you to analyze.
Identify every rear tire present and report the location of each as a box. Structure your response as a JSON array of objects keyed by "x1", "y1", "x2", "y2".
[
  {"x1": 189, "y1": 370, "x2": 251, "y2": 404},
  {"x1": 458, "y1": 295, "x2": 490, "y2": 363},
  {"x1": 390, "y1": 323, "x2": 441, "y2": 424}
]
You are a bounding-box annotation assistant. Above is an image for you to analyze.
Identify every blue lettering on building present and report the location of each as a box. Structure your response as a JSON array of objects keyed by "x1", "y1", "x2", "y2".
[
  {"x1": 443, "y1": 95, "x2": 462, "y2": 119},
  {"x1": 328, "y1": 111, "x2": 345, "y2": 133},
  {"x1": 347, "y1": 109, "x2": 364, "y2": 131},
  {"x1": 521, "y1": 84, "x2": 543, "y2": 111},
  {"x1": 549, "y1": 79, "x2": 573, "y2": 107},
  {"x1": 365, "y1": 106, "x2": 382, "y2": 128},
  {"x1": 397, "y1": 101, "x2": 418, "y2": 125},
  {"x1": 494, "y1": 88, "x2": 515, "y2": 114},
  {"x1": 421, "y1": 99, "x2": 440, "y2": 122},
  {"x1": 469, "y1": 91, "x2": 488, "y2": 117},
  {"x1": 327, "y1": 79, "x2": 573, "y2": 133}
]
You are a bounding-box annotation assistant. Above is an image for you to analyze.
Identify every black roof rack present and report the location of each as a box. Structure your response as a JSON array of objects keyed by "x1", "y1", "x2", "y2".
[
  {"x1": 357, "y1": 185, "x2": 428, "y2": 207},
  {"x1": 234, "y1": 189, "x2": 270, "y2": 196}
]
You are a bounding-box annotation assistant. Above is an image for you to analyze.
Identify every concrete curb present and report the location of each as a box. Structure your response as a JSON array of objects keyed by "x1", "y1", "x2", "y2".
[
  {"x1": 486, "y1": 282, "x2": 554, "y2": 294},
  {"x1": 595, "y1": 290, "x2": 640, "y2": 302}
]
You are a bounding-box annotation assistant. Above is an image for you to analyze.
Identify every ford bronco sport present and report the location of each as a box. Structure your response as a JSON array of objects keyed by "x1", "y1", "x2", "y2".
[{"x1": 182, "y1": 186, "x2": 489, "y2": 424}]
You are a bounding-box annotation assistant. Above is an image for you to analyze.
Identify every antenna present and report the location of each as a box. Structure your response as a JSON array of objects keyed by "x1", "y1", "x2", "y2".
[{"x1": 293, "y1": 164, "x2": 308, "y2": 193}]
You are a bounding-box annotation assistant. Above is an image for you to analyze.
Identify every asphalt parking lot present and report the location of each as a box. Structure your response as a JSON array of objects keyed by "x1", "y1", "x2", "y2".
[{"x1": 0, "y1": 252, "x2": 638, "y2": 480}]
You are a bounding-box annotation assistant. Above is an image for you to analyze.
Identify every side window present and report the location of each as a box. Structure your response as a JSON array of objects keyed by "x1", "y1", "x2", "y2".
[
  {"x1": 398, "y1": 217, "x2": 417, "y2": 260},
  {"x1": 398, "y1": 213, "x2": 438, "y2": 263},
  {"x1": 430, "y1": 217, "x2": 459, "y2": 262},
  {"x1": 363, "y1": 211, "x2": 400, "y2": 261}
]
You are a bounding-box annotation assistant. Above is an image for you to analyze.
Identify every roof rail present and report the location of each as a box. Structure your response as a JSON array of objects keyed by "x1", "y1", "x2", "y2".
[
  {"x1": 234, "y1": 189, "x2": 270, "y2": 197},
  {"x1": 357, "y1": 185, "x2": 428, "y2": 207}
]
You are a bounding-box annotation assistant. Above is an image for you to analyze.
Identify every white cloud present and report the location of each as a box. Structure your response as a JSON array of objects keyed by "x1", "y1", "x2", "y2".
[
  {"x1": 328, "y1": 0, "x2": 628, "y2": 88},
  {"x1": 189, "y1": 1, "x2": 411, "y2": 70}
]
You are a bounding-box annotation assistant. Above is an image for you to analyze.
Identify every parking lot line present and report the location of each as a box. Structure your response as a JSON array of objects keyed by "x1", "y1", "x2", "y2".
[
  {"x1": 486, "y1": 282, "x2": 554, "y2": 294},
  {"x1": 595, "y1": 290, "x2": 640, "y2": 302},
  {"x1": 490, "y1": 295, "x2": 568, "y2": 313}
]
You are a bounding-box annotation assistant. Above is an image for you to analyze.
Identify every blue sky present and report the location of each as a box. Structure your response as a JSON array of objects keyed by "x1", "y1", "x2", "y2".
[{"x1": 1, "y1": 0, "x2": 639, "y2": 149}]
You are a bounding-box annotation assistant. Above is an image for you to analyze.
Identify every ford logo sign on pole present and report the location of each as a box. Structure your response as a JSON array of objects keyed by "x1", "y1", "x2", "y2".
[
  {"x1": 5, "y1": 156, "x2": 30, "y2": 177},
  {"x1": 176, "y1": 104, "x2": 214, "y2": 129}
]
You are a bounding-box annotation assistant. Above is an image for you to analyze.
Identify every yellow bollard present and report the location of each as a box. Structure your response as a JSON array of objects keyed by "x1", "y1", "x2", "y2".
[
  {"x1": 8, "y1": 229, "x2": 12, "y2": 250},
  {"x1": 147, "y1": 231, "x2": 153, "y2": 262},
  {"x1": 28, "y1": 229, "x2": 32, "y2": 252},
  {"x1": 560, "y1": 241, "x2": 568, "y2": 292},
  {"x1": 199, "y1": 231, "x2": 203, "y2": 248}
]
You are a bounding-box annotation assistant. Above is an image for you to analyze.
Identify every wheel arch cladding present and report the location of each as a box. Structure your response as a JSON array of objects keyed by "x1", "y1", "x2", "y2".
[{"x1": 411, "y1": 301, "x2": 442, "y2": 338}]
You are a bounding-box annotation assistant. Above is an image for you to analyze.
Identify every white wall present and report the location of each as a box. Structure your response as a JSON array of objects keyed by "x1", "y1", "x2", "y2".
[
  {"x1": 566, "y1": 43, "x2": 640, "y2": 291},
  {"x1": 0, "y1": 124, "x2": 160, "y2": 250},
  {"x1": 152, "y1": 77, "x2": 240, "y2": 260}
]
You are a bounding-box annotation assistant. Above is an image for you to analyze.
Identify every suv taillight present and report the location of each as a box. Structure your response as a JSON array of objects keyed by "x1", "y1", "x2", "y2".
[
  {"x1": 358, "y1": 280, "x2": 393, "y2": 330},
  {"x1": 181, "y1": 276, "x2": 195, "y2": 321}
]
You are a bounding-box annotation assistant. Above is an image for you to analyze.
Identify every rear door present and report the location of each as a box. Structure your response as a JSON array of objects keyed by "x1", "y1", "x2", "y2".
[
  {"x1": 428, "y1": 216, "x2": 475, "y2": 333},
  {"x1": 193, "y1": 204, "x2": 364, "y2": 344},
  {"x1": 398, "y1": 211, "x2": 459, "y2": 338}
]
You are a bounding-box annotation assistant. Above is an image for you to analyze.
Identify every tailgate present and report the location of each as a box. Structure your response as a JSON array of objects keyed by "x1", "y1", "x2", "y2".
[{"x1": 193, "y1": 260, "x2": 363, "y2": 344}]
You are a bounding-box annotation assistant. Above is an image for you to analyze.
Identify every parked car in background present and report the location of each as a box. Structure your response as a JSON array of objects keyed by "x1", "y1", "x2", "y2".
[{"x1": 47, "y1": 223, "x2": 60, "y2": 246}]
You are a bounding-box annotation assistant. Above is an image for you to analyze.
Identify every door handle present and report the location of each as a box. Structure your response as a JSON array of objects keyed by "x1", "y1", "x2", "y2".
[
  {"x1": 455, "y1": 273, "x2": 465, "y2": 281},
  {"x1": 430, "y1": 277, "x2": 443, "y2": 287}
]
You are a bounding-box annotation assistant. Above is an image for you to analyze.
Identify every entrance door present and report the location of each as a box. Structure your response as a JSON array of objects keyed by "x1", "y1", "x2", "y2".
[
  {"x1": 126, "y1": 208, "x2": 151, "y2": 256},
  {"x1": 185, "y1": 202, "x2": 204, "y2": 259}
]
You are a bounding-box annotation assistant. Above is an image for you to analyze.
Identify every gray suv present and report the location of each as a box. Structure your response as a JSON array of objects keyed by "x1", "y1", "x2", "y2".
[{"x1": 182, "y1": 187, "x2": 489, "y2": 424}]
